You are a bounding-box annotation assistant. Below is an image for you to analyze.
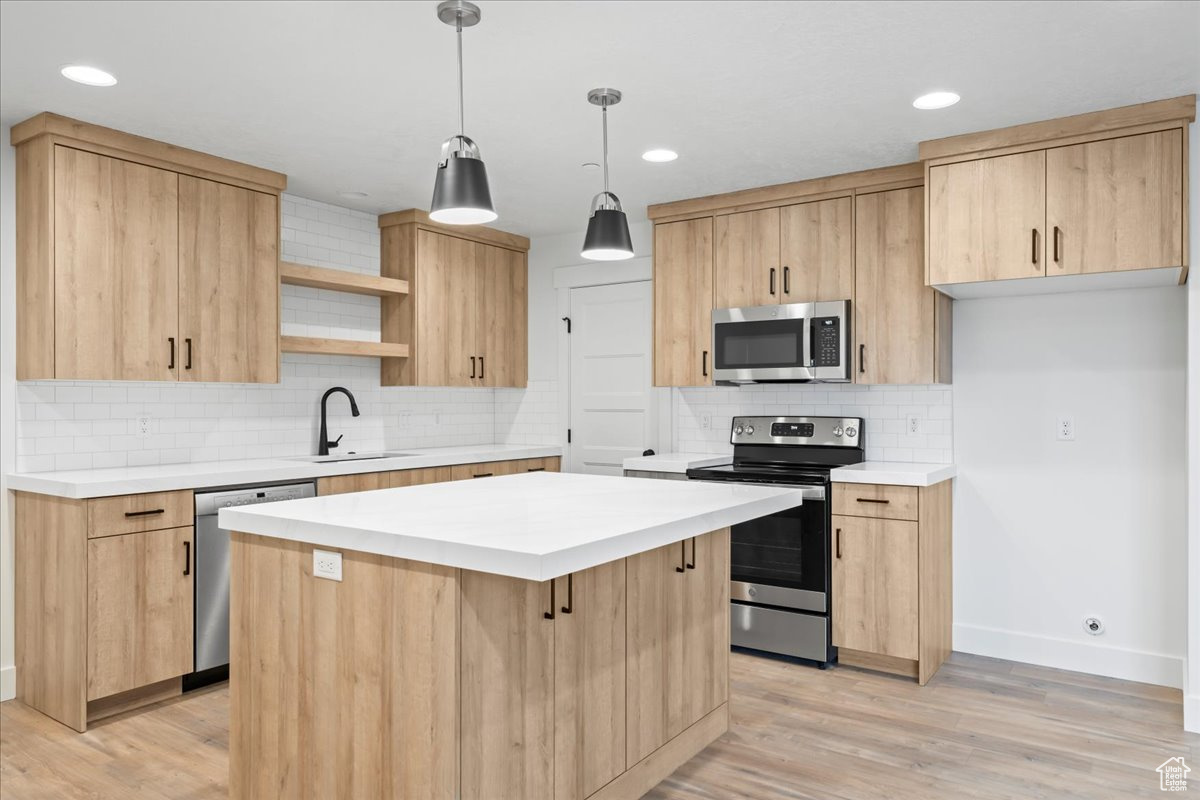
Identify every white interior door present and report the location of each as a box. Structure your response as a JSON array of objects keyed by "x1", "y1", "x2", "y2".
[{"x1": 567, "y1": 281, "x2": 657, "y2": 475}]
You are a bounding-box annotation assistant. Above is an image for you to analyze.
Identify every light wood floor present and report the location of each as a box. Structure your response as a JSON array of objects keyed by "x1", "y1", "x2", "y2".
[{"x1": 2, "y1": 652, "x2": 1196, "y2": 799}]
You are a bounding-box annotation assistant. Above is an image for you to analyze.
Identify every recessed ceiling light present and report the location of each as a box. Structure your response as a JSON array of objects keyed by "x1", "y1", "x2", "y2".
[
  {"x1": 642, "y1": 149, "x2": 678, "y2": 163},
  {"x1": 60, "y1": 65, "x2": 117, "y2": 87},
  {"x1": 913, "y1": 91, "x2": 960, "y2": 110},
  {"x1": 581, "y1": 162, "x2": 601, "y2": 170},
  {"x1": 337, "y1": 191, "x2": 369, "y2": 199}
]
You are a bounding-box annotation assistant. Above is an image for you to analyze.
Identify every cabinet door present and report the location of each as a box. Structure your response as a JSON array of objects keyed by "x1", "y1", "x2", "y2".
[
  {"x1": 855, "y1": 187, "x2": 934, "y2": 385},
  {"x1": 87, "y1": 527, "x2": 194, "y2": 700},
  {"x1": 178, "y1": 176, "x2": 279, "y2": 383},
  {"x1": 416, "y1": 230, "x2": 480, "y2": 386},
  {"x1": 389, "y1": 466, "x2": 452, "y2": 487},
  {"x1": 713, "y1": 208, "x2": 779, "y2": 309},
  {"x1": 831, "y1": 515, "x2": 918, "y2": 660},
  {"x1": 928, "y1": 150, "x2": 1046, "y2": 285},
  {"x1": 653, "y1": 218, "x2": 713, "y2": 387},
  {"x1": 480, "y1": 245, "x2": 528, "y2": 387},
  {"x1": 779, "y1": 197, "x2": 853, "y2": 301},
  {"x1": 625, "y1": 541, "x2": 674, "y2": 763},
  {"x1": 677, "y1": 529, "x2": 729, "y2": 729},
  {"x1": 53, "y1": 147, "x2": 179, "y2": 381},
  {"x1": 1046, "y1": 129, "x2": 1183, "y2": 275},
  {"x1": 460, "y1": 571, "x2": 554, "y2": 800},
  {"x1": 317, "y1": 472, "x2": 391, "y2": 496},
  {"x1": 450, "y1": 460, "x2": 519, "y2": 481},
  {"x1": 554, "y1": 560, "x2": 627, "y2": 800}
]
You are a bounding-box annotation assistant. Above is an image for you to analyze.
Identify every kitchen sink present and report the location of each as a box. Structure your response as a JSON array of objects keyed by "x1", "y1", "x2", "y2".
[{"x1": 285, "y1": 451, "x2": 420, "y2": 463}]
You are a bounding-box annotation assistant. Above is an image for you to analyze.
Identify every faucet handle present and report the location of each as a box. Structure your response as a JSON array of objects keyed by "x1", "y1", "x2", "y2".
[{"x1": 327, "y1": 434, "x2": 343, "y2": 450}]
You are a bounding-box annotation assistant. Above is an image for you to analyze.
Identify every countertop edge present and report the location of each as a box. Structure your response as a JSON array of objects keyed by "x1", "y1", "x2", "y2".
[{"x1": 829, "y1": 463, "x2": 957, "y2": 487}]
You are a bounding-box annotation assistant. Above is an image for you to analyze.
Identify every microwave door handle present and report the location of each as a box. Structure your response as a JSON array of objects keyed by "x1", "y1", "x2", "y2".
[{"x1": 802, "y1": 313, "x2": 815, "y2": 372}]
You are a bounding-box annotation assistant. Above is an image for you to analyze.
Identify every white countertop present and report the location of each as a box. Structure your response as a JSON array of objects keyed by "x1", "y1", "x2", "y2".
[
  {"x1": 5, "y1": 443, "x2": 562, "y2": 499},
  {"x1": 622, "y1": 452, "x2": 731, "y2": 474},
  {"x1": 220, "y1": 471, "x2": 804, "y2": 581},
  {"x1": 829, "y1": 462, "x2": 956, "y2": 487}
]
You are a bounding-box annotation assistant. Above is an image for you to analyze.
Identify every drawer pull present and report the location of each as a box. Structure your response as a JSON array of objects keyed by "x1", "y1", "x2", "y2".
[
  {"x1": 561, "y1": 573, "x2": 574, "y2": 615},
  {"x1": 526, "y1": 467, "x2": 546, "y2": 472},
  {"x1": 686, "y1": 536, "x2": 696, "y2": 570},
  {"x1": 676, "y1": 540, "x2": 686, "y2": 573},
  {"x1": 544, "y1": 578, "x2": 556, "y2": 620},
  {"x1": 472, "y1": 472, "x2": 494, "y2": 479},
  {"x1": 124, "y1": 508, "x2": 166, "y2": 518},
  {"x1": 855, "y1": 498, "x2": 890, "y2": 505},
  {"x1": 836, "y1": 528, "x2": 842, "y2": 559},
  {"x1": 183, "y1": 540, "x2": 191, "y2": 576}
]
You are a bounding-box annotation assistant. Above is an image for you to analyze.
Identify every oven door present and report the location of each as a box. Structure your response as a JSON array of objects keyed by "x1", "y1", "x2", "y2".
[
  {"x1": 712, "y1": 301, "x2": 850, "y2": 383},
  {"x1": 728, "y1": 483, "x2": 828, "y2": 613}
]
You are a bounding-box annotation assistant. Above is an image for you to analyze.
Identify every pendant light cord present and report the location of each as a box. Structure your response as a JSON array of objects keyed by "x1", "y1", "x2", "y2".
[
  {"x1": 602, "y1": 105, "x2": 610, "y2": 196},
  {"x1": 457, "y1": 18, "x2": 465, "y2": 137}
]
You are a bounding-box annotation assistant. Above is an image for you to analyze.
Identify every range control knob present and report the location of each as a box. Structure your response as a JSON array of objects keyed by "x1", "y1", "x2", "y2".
[
  {"x1": 845, "y1": 426, "x2": 858, "y2": 438},
  {"x1": 735, "y1": 426, "x2": 744, "y2": 435},
  {"x1": 747, "y1": 586, "x2": 758, "y2": 597},
  {"x1": 832, "y1": 425, "x2": 844, "y2": 437},
  {"x1": 745, "y1": 425, "x2": 755, "y2": 435}
]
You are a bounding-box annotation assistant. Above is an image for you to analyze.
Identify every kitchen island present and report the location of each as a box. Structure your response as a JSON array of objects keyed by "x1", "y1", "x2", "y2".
[{"x1": 220, "y1": 471, "x2": 805, "y2": 800}]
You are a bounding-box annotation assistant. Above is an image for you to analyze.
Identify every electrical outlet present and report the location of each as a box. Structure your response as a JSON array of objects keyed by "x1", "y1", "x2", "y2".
[
  {"x1": 313, "y1": 549, "x2": 343, "y2": 582},
  {"x1": 699, "y1": 414, "x2": 711, "y2": 430},
  {"x1": 136, "y1": 415, "x2": 152, "y2": 439},
  {"x1": 906, "y1": 416, "x2": 922, "y2": 435},
  {"x1": 1057, "y1": 415, "x2": 1076, "y2": 441}
]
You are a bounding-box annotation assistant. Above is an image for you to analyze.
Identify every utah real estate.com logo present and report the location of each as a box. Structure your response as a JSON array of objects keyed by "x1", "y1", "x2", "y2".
[{"x1": 1158, "y1": 757, "x2": 1190, "y2": 792}]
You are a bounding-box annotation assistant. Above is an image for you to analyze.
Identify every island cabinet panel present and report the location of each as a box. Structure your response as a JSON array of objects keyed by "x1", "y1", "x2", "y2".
[
  {"x1": 229, "y1": 534, "x2": 460, "y2": 800},
  {"x1": 554, "y1": 560, "x2": 628, "y2": 800},
  {"x1": 178, "y1": 175, "x2": 279, "y2": 383},
  {"x1": 53, "y1": 146, "x2": 180, "y2": 381},
  {"x1": 653, "y1": 217, "x2": 713, "y2": 387},
  {"x1": 1045, "y1": 129, "x2": 1184, "y2": 276},
  {"x1": 626, "y1": 529, "x2": 730, "y2": 764},
  {"x1": 86, "y1": 526, "x2": 194, "y2": 700},
  {"x1": 460, "y1": 571, "x2": 555, "y2": 800}
]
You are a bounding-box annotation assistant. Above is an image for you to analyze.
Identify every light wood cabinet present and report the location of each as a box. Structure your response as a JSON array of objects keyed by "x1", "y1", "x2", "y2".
[
  {"x1": 713, "y1": 208, "x2": 779, "y2": 308},
  {"x1": 87, "y1": 527, "x2": 194, "y2": 700},
  {"x1": 927, "y1": 150, "x2": 1047, "y2": 286},
  {"x1": 831, "y1": 481, "x2": 952, "y2": 685},
  {"x1": 854, "y1": 187, "x2": 952, "y2": 385},
  {"x1": 13, "y1": 113, "x2": 287, "y2": 381},
  {"x1": 317, "y1": 459, "x2": 558, "y2": 495},
  {"x1": 450, "y1": 459, "x2": 520, "y2": 481},
  {"x1": 779, "y1": 196, "x2": 854, "y2": 301},
  {"x1": 626, "y1": 529, "x2": 729, "y2": 763},
  {"x1": 53, "y1": 147, "x2": 180, "y2": 381},
  {"x1": 380, "y1": 211, "x2": 529, "y2": 388},
  {"x1": 653, "y1": 217, "x2": 713, "y2": 387},
  {"x1": 1046, "y1": 129, "x2": 1184, "y2": 275},
  {"x1": 178, "y1": 176, "x2": 279, "y2": 383}
]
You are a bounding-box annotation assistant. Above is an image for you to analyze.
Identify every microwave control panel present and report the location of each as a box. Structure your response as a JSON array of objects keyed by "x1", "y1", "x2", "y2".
[{"x1": 811, "y1": 317, "x2": 841, "y2": 367}]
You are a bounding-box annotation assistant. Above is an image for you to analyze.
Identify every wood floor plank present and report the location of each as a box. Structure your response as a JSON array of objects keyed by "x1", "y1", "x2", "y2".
[{"x1": 3, "y1": 651, "x2": 1197, "y2": 800}]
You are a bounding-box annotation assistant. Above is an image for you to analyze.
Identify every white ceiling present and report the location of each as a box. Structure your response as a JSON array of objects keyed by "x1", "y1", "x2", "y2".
[{"x1": 2, "y1": 0, "x2": 1197, "y2": 238}]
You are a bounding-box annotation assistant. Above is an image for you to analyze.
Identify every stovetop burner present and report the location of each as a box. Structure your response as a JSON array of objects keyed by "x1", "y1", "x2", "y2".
[{"x1": 687, "y1": 415, "x2": 865, "y2": 485}]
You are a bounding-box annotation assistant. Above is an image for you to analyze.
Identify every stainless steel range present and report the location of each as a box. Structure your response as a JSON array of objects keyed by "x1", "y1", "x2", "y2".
[{"x1": 687, "y1": 415, "x2": 864, "y2": 666}]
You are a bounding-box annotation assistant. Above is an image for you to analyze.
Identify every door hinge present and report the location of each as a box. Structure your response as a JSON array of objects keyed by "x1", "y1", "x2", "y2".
[
  {"x1": 567, "y1": 429, "x2": 572, "y2": 444},
  {"x1": 561, "y1": 316, "x2": 572, "y2": 334}
]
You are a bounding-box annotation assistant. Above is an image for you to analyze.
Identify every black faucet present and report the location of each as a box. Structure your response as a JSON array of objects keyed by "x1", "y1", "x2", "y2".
[{"x1": 318, "y1": 387, "x2": 360, "y2": 456}]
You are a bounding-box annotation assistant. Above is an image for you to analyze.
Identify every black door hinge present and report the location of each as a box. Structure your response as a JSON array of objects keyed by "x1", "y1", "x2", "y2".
[{"x1": 561, "y1": 316, "x2": 572, "y2": 334}]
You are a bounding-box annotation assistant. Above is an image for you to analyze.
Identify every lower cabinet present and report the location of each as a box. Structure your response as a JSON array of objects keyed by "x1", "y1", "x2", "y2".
[
  {"x1": 831, "y1": 481, "x2": 953, "y2": 684},
  {"x1": 317, "y1": 457, "x2": 561, "y2": 495}
]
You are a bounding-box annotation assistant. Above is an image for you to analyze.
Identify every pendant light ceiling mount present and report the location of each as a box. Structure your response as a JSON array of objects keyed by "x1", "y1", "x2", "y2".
[
  {"x1": 430, "y1": 0, "x2": 497, "y2": 226},
  {"x1": 581, "y1": 87, "x2": 635, "y2": 261}
]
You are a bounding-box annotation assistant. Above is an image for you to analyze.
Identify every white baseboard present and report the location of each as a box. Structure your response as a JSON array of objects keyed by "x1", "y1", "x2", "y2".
[
  {"x1": 0, "y1": 665, "x2": 14, "y2": 702},
  {"x1": 954, "y1": 623, "x2": 1183, "y2": 689},
  {"x1": 1185, "y1": 693, "x2": 1200, "y2": 734}
]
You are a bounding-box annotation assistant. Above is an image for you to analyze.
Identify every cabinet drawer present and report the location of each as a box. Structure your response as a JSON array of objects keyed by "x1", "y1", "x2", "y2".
[
  {"x1": 87, "y1": 491, "x2": 194, "y2": 537},
  {"x1": 832, "y1": 483, "x2": 918, "y2": 521},
  {"x1": 512, "y1": 457, "x2": 560, "y2": 474},
  {"x1": 450, "y1": 460, "x2": 518, "y2": 481}
]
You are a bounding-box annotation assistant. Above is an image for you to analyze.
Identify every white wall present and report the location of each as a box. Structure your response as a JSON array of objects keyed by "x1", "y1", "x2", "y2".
[
  {"x1": 1185, "y1": 120, "x2": 1199, "y2": 731},
  {"x1": 952, "y1": 287, "x2": 1188, "y2": 687}
]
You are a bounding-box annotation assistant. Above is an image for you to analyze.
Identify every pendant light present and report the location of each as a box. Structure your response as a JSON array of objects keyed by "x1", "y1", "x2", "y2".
[
  {"x1": 430, "y1": 0, "x2": 497, "y2": 225},
  {"x1": 581, "y1": 88, "x2": 634, "y2": 260}
]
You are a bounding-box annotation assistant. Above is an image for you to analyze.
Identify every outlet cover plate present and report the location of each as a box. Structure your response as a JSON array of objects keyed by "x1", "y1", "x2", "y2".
[
  {"x1": 1057, "y1": 415, "x2": 1076, "y2": 441},
  {"x1": 313, "y1": 549, "x2": 343, "y2": 581}
]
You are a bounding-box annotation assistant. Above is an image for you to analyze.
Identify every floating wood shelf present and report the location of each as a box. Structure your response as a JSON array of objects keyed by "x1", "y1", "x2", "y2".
[
  {"x1": 279, "y1": 261, "x2": 410, "y2": 297},
  {"x1": 280, "y1": 336, "x2": 409, "y2": 359}
]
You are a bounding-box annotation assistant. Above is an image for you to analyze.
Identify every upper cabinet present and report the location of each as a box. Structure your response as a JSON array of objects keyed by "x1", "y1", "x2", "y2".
[
  {"x1": 13, "y1": 112, "x2": 286, "y2": 382},
  {"x1": 779, "y1": 196, "x2": 854, "y2": 302},
  {"x1": 922, "y1": 95, "x2": 1193, "y2": 295},
  {"x1": 713, "y1": 208, "x2": 777, "y2": 308},
  {"x1": 653, "y1": 217, "x2": 713, "y2": 387},
  {"x1": 379, "y1": 210, "x2": 529, "y2": 388}
]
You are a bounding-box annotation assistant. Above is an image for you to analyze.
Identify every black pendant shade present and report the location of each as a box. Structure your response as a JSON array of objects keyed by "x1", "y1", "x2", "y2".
[
  {"x1": 582, "y1": 207, "x2": 634, "y2": 261},
  {"x1": 431, "y1": 148, "x2": 496, "y2": 225}
]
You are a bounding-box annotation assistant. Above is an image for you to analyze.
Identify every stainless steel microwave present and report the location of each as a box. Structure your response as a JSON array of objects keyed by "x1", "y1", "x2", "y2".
[{"x1": 711, "y1": 301, "x2": 851, "y2": 384}]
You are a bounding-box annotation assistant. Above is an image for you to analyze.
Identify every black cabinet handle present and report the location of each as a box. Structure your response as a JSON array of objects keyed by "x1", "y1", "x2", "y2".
[
  {"x1": 561, "y1": 573, "x2": 574, "y2": 614},
  {"x1": 1031, "y1": 228, "x2": 1039, "y2": 266},
  {"x1": 185, "y1": 338, "x2": 193, "y2": 370},
  {"x1": 183, "y1": 540, "x2": 191, "y2": 576},
  {"x1": 168, "y1": 337, "x2": 175, "y2": 370},
  {"x1": 470, "y1": 356, "x2": 476, "y2": 379},
  {"x1": 859, "y1": 344, "x2": 865, "y2": 374},
  {"x1": 526, "y1": 467, "x2": 546, "y2": 472},
  {"x1": 836, "y1": 528, "x2": 842, "y2": 560},
  {"x1": 676, "y1": 540, "x2": 687, "y2": 573},
  {"x1": 544, "y1": 579, "x2": 556, "y2": 620},
  {"x1": 471, "y1": 472, "x2": 494, "y2": 479},
  {"x1": 856, "y1": 497, "x2": 891, "y2": 505},
  {"x1": 124, "y1": 508, "x2": 165, "y2": 518},
  {"x1": 686, "y1": 537, "x2": 696, "y2": 570},
  {"x1": 702, "y1": 350, "x2": 708, "y2": 377},
  {"x1": 769, "y1": 267, "x2": 776, "y2": 295},
  {"x1": 479, "y1": 356, "x2": 484, "y2": 380},
  {"x1": 1053, "y1": 226, "x2": 1061, "y2": 263},
  {"x1": 783, "y1": 266, "x2": 790, "y2": 295}
]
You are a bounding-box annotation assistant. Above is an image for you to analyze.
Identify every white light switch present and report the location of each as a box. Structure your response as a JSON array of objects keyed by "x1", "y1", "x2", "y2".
[
  {"x1": 313, "y1": 549, "x2": 343, "y2": 581},
  {"x1": 1056, "y1": 415, "x2": 1076, "y2": 441}
]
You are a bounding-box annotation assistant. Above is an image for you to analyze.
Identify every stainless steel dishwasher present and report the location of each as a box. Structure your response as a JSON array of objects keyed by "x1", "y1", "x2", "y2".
[{"x1": 192, "y1": 481, "x2": 316, "y2": 678}]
